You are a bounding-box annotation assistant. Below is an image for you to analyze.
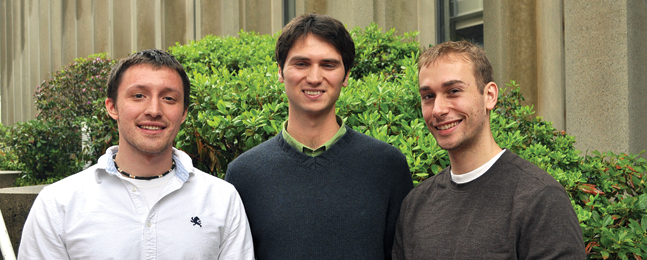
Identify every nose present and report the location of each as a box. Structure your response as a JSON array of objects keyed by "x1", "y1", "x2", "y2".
[
  {"x1": 432, "y1": 96, "x2": 449, "y2": 119},
  {"x1": 306, "y1": 66, "x2": 323, "y2": 85},
  {"x1": 144, "y1": 98, "x2": 163, "y2": 118}
]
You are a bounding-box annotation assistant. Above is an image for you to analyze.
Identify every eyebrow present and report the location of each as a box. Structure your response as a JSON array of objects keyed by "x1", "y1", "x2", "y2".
[
  {"x1": 419, "y1": 79, "x2": 466, "y2": 92},
  {"x1": 289, "y1": 56, "x2": 342, "y2": 64},
  {"x1": 441, "y1": 79, "x2": 465, "y2": 87},
  {"x1": 130, "y1": 85, "x2": 182, "y2": 94}
]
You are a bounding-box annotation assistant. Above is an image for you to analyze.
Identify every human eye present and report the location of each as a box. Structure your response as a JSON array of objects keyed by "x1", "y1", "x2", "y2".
[
  {"x1": 163, "y1": 96, "x2": 178, "y2": 102},
  {"x1": 133, "y1": 93, "x2": 145, "y2": 99},
  {"x1": 421, "y1": 92, "x2": 435, "y2": 100},
  {"x1": 448, "y1": 88, "x2": 461, "y2": 95}
]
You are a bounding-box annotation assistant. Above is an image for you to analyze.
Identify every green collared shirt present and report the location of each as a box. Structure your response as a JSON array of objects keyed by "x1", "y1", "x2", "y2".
[{"x1": 282, "y1": 116, "x2": 347, "y2": 157}]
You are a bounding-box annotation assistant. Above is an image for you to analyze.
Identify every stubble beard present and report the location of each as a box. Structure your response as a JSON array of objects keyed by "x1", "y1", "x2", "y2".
[
  {"x1": 434, "y1": 116, "x2": 487, "y2": 154},
  {"x1": 118, "y1": 117, "x2": 175, "y2": 156},
  {"x1": 122, "y1": 132, "x2": 173, "y2": 155}
]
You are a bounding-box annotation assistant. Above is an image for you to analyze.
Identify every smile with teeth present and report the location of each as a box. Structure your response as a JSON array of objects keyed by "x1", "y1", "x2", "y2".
[
  {"x1": 139, "y1": 125, "x2": 164, "y2": 130},
  {"x1": 436, "y1": 121, "x2": 460, "y2": 130},
  {"x1": 304, "y1": 90, "x2": 324, "y2": 96}
]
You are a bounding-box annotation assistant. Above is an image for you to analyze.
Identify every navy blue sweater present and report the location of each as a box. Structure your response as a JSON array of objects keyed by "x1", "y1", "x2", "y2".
[{"x1": 226, "y1": 126, "x2": 413, "y2": 259}]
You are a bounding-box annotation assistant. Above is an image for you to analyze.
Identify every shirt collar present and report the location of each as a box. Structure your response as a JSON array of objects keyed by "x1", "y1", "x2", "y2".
[
  {"x1": 281, "y1": 115, "x2": 347, "y2": 157},
  {"x1": 96, "y1": 146, "x2": 192, "y2": 183}
]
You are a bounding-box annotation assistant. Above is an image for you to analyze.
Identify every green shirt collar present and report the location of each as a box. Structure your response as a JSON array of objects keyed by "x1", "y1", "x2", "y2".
[{"x1": 282, "y1": 116, "x2": 347, "y2": 157}]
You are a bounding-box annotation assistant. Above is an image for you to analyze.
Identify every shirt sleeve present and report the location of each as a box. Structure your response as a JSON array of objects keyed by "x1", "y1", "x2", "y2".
[
  {"x1": 217, "y1": 190, "x2": 255, "y2": 260},
  {"x1": 517, "y1": 185, "x2": 586, "y2": 260},
  {"x1": 17, "y1": 189, "x2": 70, "y2": 260}
]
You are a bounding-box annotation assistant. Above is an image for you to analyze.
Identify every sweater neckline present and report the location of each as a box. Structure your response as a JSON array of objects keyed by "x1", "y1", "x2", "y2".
[
  {"x1": 276, "y1": 125, "x2": 354, "y2": 169},
  {"x1": 446, "y1": 149, "x2": 513, "y2": 192}
]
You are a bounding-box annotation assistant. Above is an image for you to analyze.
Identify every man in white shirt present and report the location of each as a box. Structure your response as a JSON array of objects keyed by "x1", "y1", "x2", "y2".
[
  {"x1": 18, "y1": 49, "x2": 254, "y2": 259},
  {"x1": 392, "y1": 41, "x2": 585, "y2": 259}
]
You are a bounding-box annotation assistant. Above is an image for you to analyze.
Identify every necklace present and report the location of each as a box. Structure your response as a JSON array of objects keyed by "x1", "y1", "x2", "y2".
[{"x1": 112, "y1": 153, "x2": 175, "y2": 180}]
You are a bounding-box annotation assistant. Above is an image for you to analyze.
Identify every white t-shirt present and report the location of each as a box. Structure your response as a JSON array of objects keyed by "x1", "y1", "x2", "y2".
[{"x1": 451, "y1": 149, "x2": 506, "y2": 184}]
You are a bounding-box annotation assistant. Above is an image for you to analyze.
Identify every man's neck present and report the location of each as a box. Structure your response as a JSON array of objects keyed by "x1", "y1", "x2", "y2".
[
  {"x1": 114, "y1": 146, "x2": 174, "y2": 178},
  {"x1": 286, "y1": 111, "x2": 340, "y2": 149},
  {"x1": 448, "y1": 135, "x2": 502, "y2": 175}
]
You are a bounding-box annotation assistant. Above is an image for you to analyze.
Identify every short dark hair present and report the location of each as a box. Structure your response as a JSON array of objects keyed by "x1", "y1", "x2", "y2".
[
  {"x1": 418, "y1": 41, "x2": 494, "y2": 94},
  {"x1": 275, "y1": 13, "x2": 355, "y2": 77},
  {"x1": 106, "y1": 49, "x2": 191, "y2": 110}
]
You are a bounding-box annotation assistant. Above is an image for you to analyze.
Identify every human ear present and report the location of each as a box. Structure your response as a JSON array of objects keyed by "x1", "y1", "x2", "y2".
[
  {"x1": 106, "y1": 98, "x2": 119, "y2": 120},
  {"x1": 278, "y1": 65, "x2": 284, "y2": 83},
  {"x1": 484, "y1": 82, "x2": 498, "y2": 111},
  {"x1": 342, "y1": 70, "x2": 350, "y2": 87}
]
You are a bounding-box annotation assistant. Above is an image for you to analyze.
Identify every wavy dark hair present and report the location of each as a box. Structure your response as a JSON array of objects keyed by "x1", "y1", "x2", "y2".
[{"x1": 275, "y1": 13, "x2": 355, "y2": 78}]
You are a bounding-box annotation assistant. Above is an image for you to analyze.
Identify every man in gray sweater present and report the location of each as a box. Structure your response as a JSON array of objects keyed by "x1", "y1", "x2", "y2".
[{"x1": 392, "y1": 41, "x2": 585, "y2": 259}]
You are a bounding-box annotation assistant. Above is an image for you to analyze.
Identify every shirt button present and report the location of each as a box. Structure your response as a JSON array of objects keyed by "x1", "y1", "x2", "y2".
[
  {"x1": 147, "y1": 221, "x2": 152, "y2": 227},
  {"x1": 131, "y1": 187, "x2": 137, "y2": 192}
]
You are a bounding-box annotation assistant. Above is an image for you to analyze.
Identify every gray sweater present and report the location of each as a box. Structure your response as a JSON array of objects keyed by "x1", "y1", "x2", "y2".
[
  {"x1": 226, "y1": 126, "x2": 413, "y2": 260},
  {"x1": 393, "y1": 150, "x2": 585, "y2": 260}
]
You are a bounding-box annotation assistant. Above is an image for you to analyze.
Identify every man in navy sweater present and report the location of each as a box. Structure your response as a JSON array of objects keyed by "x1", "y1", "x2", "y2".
[
  {"x1": 226, "y1": 13, "x2": 413, "y2": 259},
  {"x1": 392, "y1": 41, "x2": 585, "y2": 259}
]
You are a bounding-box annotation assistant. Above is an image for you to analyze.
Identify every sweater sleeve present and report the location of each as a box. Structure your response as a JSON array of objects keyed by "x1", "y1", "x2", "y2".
[
  {"x1": 391, "y1": 191, "x2": 411, "y2": 260},
  {"x1": 384, "y1": 155, "x2": 414, "y2": 260},
  {"x1": 517, "y1": 185, "x2": 585, "y2": 260}
]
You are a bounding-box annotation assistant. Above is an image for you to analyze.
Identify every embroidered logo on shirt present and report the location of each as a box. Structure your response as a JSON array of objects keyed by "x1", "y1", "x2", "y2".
[{"x1": 190, "y1": 216, "x2": 202, "y2": 227}]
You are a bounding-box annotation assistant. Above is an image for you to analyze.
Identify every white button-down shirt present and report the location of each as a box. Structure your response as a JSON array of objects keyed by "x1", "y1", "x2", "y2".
[{"x1": 18, "y1": 146, "x2": 254, "y2": 260}]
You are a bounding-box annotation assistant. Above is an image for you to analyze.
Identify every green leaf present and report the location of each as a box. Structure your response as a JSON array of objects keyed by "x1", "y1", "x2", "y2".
[
  {"x1": 639, "y1": 194, "x2": 647, "y2": 210},
  {"x1": 629, "y1": 219, "x2": 642, "y2": 235},
  {"x1": 601, "y1": 250, "x2": 610, "y2": 259},
  {"x1": 602, "y1": 215, "x2": 614, "y2": 226}
]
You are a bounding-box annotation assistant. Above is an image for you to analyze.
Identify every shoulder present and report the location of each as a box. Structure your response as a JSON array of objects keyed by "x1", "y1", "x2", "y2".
[
  {"x1": 492, "y1": 151, "x2": 571, "y2": 209},
  {"x1": 229, "y1": 135, "x2": 282, "y2": 165},
  {"x1": 37, "y1": 165, "x2": 99, "y2": 198},
  {"x1": 498, "y1": 150, "x2": 564, "y2": 190},
  {"x1": 402, "y1": 167, "x2": 449, "y2": 202},
  {"x1": 344, "y1": 127, "x2": 407, "y2": 160},
  {"x1": 189, "y1": 168, "x2": 238, "y2": 194}
]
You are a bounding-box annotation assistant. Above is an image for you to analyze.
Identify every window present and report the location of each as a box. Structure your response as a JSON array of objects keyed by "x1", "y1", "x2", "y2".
[
  {"x1": 438, "y1": 0, "x2": 484, "y2": 46},
  {"x1": 284, "y1": 0, "x2": 296, "y2": 26}
]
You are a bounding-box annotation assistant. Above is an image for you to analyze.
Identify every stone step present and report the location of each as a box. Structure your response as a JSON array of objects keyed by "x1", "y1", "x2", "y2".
[
  {"x1": 0, "y1": 185, "x2": 47, "y2": 255},
  {"x1": 0, "y1": 171, "x2": 20, "y2": 189}
]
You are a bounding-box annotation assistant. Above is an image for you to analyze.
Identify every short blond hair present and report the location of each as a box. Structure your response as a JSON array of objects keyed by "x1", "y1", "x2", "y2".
[{"x1": 418, "y1": 41, "x2": 494, "y2": 93}]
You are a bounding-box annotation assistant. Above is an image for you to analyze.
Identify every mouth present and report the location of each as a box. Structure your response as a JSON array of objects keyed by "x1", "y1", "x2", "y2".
[
  {"x1": 139, "y1": 125, "x2": 166, "y2": 131},
  {"x1": 435, "y1": 120, "x2": 461, "y2": 130},
  {"x1": 303, "y1": 90, "x2": 324, "y2": 96}
]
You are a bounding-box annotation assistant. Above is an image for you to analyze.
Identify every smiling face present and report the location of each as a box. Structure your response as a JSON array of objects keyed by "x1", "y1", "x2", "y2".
[
  {"x1": 419, "y1": 54, "x2": 497, "y2": 153},
  {"x1": 278, "y1": 34, "x2": 349, "y2": 120},
  {"x1": 106, "y1": 64, "x2": 187, "y2": 157}
]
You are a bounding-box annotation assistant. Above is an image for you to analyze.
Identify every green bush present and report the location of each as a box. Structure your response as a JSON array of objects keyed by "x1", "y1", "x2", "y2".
[
  {"x1": 35, "y1": 54, "x2": 116, "y2": 123},
  {"x1": 0, "y1": 124, "x2": 22, "y2": 171},
  {"x1": 6, "y1": 120, "x2": 84, "y2": 185},
  {"x1": 34, "y1": 53, "x2": 119, "y2": 166},
  {"x1": 350, "y1": 23, "x2": 419, "y2": 80},
  {"x1": 2, "y1": 54, "x2": 119, "y2": 185},
  {"x1": 171, "y1": 31, "x2": 277, "y2": 75}
]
